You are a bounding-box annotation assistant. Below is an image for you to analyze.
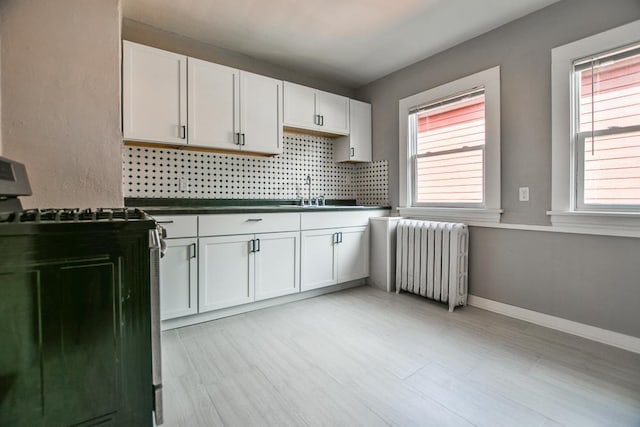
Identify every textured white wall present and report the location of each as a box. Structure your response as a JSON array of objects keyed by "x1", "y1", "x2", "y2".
[{"x1": 1, "y1": 0, "x2": 123, "y2": 208}]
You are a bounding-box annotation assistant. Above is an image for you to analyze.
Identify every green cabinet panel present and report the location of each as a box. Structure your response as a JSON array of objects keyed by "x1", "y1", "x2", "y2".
[{"x1": 0, "y1": 222, "x2": 154, "y2": 426}]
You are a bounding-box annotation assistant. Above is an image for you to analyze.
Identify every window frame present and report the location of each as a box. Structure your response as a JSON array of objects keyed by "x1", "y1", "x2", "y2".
[
  {"x1": 399, "y1": 66, "x2": 502, "y2": 223},
  {"x1": 550, "y1": 19, "x2": 640, "y2": 233}
]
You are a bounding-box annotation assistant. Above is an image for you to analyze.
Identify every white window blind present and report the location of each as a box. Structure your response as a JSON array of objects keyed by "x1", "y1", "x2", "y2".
[
  {"x1": 574, "y1": 44, "x2": 640, "y2": 208},
  {"x1": 411, "y1": 90, "x2": 485, "y2": 205}
]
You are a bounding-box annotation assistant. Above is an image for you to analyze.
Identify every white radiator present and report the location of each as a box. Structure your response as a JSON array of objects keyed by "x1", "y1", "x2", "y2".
[{"x1": 395, "y1": 219, "x2": 468, "y2": 311}]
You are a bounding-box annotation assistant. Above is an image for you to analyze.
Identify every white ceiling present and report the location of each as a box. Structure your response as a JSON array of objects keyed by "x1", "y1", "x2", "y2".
[{"x1": 123, "y1": 0, "x2": 561, "y2": 88}]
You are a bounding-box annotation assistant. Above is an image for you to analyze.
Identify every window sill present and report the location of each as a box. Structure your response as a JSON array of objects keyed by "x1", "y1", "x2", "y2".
[
  {"x1": 398, "y1": 207, "x2": 503, "y2": 224},
  {"x1": 547, "y1": 210, "x2": 640, "y2": 238}
]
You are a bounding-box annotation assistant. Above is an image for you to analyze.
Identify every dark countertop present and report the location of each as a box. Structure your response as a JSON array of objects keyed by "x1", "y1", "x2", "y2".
[{"x1": 125, "y1": 198, "x2": 391, "y2": 216}]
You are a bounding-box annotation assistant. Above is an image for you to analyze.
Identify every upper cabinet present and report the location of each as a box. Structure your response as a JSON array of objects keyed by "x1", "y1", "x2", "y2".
[
  {"x1": 335, "y1": 99, "x2": 372, "y2": 163},
  {"x1": 123, "y1": 41, "x2": 281, "y2": 155},
  {"x1": 240, "y1": 71, "x2": 283, "y2": 155},
  {"x1": 187, "y1": 58, "x2": 239, "y2": 150},
  {"x1": 122, "y1": 41, "x2": 187, "y2": 145},
  {"x1": 187, "y1": 58, "x2": 282, "y2": 155},
  {"x1": 283, "y1": 82, "x2": 350, "y2": 136},
  {"x1": 122, "y1": 41, "x2": 368, "y2": 158}
]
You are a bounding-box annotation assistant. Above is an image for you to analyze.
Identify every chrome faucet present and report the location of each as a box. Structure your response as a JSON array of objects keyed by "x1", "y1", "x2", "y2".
[{"x1": 304, "y1": 175, "x2": 312, "y2": 206}]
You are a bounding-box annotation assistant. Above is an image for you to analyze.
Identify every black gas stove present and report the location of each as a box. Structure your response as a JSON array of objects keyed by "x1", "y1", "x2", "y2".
[{"x1": 0, "y1": 156, "x2": 163, "y2": 425}]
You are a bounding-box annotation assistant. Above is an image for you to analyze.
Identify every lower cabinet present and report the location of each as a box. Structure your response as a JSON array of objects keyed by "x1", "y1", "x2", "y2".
[
  {"x1": 301, "y1": 226, "x2": 369, "y2": 291},
  {"x1": 159, "y1": 237, "x2": 198, "y2": 320},
  {"x1": 156, "y1": 211, "x2": 385, "y2": 325},
  {"x1": 198, "y1": 234, "x2": 255, "y2": 312},
  {"x1": 337, "y1": 226, "x2": 371, "y2": 283},
  {"x1": 254, "y1": 232, "x2": 300, "y2": 301},
  {"x1": 300, "y1": 229, "x2": 339, "y2": 291},
  {"x1": 198, "y1": 231, "x2": 300, "y2": 313}
]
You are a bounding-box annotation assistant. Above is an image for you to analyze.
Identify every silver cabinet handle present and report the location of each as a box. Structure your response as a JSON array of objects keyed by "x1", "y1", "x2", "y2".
[
  {"x1": 320, "y1": 115, "x2": 324, "y2": 126},
  {"x1": 241, "y1": 133, "x2": 246, "y2": 146},
  {"x1": 235, "y1": 132, "x2": 241, "y2": 145},
  {"x1": 255, "y1": 238, "x2": 260, "y2": 252},
  {"x1": 334, "y1": 232, "x2": 339, "y2": 244},
  {"x1": 189, "y1": 243, "x2": 197, "y2": 259},
  {"x1": 338, "y1": 232, "x2": 343, "y2": 243},
  {"x1": 179, "y1": 125, "x2": 187, "y2": 139},
  {"x1": 350, "y1": 147, "x2": 355, "y2": 157},
  {"x1": 249, "y1": 239, "x2": 255, "y2": 253},
  {"x1": 156, "y1": 220, "x2": 174, "y2": 224},
  {"x1": 246, "y1": 218, "x2": 263, "y2": 222}
]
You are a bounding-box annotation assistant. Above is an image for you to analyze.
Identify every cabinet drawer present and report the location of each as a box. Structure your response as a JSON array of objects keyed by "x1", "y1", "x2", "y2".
[
  {"x1": 199, "y1": 213, "x2": 300, "y2": 236},
  {"x1": 153, "y1": 215, "x2": 198, "y2": 238},
  {"x1": 300, "y1": 210, "x2": 388, "y2": 230}
]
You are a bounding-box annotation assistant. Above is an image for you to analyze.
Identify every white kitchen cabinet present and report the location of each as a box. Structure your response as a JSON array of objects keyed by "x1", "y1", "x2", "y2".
[
  {"x1": 282, "y1": 82, "x2": 316, "y2": 130},
  {"x1": 300, "y1": 225, "x2": 369, "y2": 291},
  {"x1": 124, "y1": 42, "x2": 281, "y2": 155},
  {"x1": 198, "y1": 234, "x2": 255, "y2": 312},
  {"x1": 254, "y1": 231, "x2": 300, "y2": 300},
  {"x1": 160, "y1": 238, "x2": 198, "y2": 320},
  {"x1": 283, "y1": 82, "x2": 349, "y2": 135},
  {"x1": 198, "y1": 230, "x2": 300, "y2": 312},
  {"x1": 335, "y1": 99, "x2": 372, "y2": 162},
  {"x1": 336, "y1": 226, "x2": 370, "y2": 282},
  {"x1": 239, "y1": 71, "x2": 283, "y2": 155},
  {"x1": 188, "y1": 61, "x2": 282, "y2": 154},
  {"x1": 123, "y1": 41, "x2": 187, "y2": 144},
  {"x1": 301, "y1": 229, "x2": 339, "y2": 291},
  {"x1": 315, "y1": 90, "x2": 350, "y2": 135},
  {"x1": 187, "y1": 58, "x2": 239, "y2": 150}
]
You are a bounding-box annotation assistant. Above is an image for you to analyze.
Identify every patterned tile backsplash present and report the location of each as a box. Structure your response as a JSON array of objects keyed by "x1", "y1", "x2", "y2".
[{"x1": 122, "y1": 133, "x2": 389, "y2": 206}]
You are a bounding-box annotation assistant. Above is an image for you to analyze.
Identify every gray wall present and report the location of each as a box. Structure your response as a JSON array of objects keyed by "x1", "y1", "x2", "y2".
[
  {"x1": 470, "y1": 227, "x2": 640, "y2": 338},
  {"x1": 123, "y1": 19, "x2": 355, "y2": 98},
  {"x1": 1, "y1": 0, "x2": 123, "y2": 208},
  {"x1": 356, "y1": 0, "x2": 640, "y2": 338},
  {"x1": 356, "y1": 0, "x2": 640, "y2": 225}
]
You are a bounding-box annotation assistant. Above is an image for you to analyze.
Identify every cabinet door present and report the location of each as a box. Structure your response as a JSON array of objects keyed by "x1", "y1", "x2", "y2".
[
  {"x1": 337, "y1": 226, "x2": 370, "y2": 283},
  {"x1": 334, "y1": 99, "x2": 372, "y2": 162},
  {"x1": 254, "y1": 232, "x2": 299, "y2": 300},
  {"x1": 316, "y1": 90, "x2": 350, "y2": 135},
  {"x1": 199, "y1": 235, "x2": 254, "y2": 312},
  {"x1": 188, "y1": 58, "x2": 240, "y2": 150},
  {"x1": 159, "y1": 238, "x2": 197, "y2": 320},
  {"x1": 300, "y1": 229, "x2": 338, "y2": 291},
  {"x1": 349, "y1": 100, "x2": 372, "y2": 161},
  {"x1": 283, "y1": 81, "x2": 317, "y2": 131},
  {"x1": 240, "y1": 71, "x2": 282, "y2": 155},
  {"x1": 123, "y1": 41, "x2": 187, "y2": 144}
]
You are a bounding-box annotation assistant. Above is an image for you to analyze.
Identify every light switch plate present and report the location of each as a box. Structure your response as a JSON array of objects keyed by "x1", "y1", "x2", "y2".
[{"x1": 519, "y1": 186, "x2": 529, "y2": 202}]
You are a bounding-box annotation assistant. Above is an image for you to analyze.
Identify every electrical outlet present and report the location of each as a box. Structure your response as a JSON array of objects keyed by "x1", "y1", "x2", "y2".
[
  {"x1": 179, "y1": 177, "x2": 188, "y2": 192},
  {"x1": 519, "y1": 186, "x2": 529, "y2": 202}
]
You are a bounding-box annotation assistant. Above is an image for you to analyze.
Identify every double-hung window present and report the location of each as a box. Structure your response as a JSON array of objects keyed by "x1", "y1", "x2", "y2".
[
  {"x1": 551, "y1": 19, "x2": 640, "y2": 235},
  {"x1": 573, "y1": 45, "x2": 640, "y2": 209},
  {"x1": 411, "y1": 89, "x2": 485, "y2": 205},
  {"x1": 399, "y1": 66, "x2": 501, "y2": 223}
]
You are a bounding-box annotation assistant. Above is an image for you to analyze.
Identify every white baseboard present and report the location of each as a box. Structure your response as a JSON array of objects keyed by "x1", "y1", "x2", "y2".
[{"x1": 467, "y1": 295, "x2": 640, "y2": 354}]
